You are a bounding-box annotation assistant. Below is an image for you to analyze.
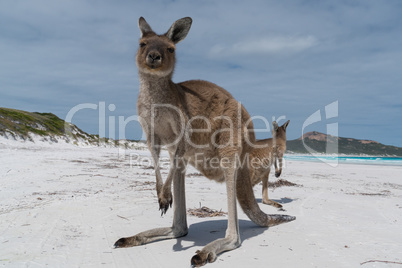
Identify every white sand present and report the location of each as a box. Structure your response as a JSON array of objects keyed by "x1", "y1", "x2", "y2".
[{"x1": 1, "y1": 140, "x2": 402, "y2": 267}]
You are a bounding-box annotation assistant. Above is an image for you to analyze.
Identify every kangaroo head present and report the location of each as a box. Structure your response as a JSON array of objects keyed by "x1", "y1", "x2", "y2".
[
  {"x1": 136, "y1": 17, "x2": 192, "y2": 77},
  {"x1": 272, "y1": 120, "x2": 290, "y2": 142},
  {"x1": 272, "y1": 120, "x2": 290, "y2": 154}
]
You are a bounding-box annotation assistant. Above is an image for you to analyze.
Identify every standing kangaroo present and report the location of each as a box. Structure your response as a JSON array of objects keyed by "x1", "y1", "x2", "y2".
[
  {"x1": 114, "y1": 17, "x2": 295, "y2": 266},
  {"x1": 250, "y1": 120, "x2": 290, "y2": 208}
]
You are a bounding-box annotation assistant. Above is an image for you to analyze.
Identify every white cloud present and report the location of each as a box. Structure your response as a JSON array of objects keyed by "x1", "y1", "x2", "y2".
[{"x1": 210, "y1": 35, "x2": 318, "y2": 56}]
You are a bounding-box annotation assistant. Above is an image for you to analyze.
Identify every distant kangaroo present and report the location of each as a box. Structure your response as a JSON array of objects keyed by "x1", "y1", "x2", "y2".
[
  {"x1": 113, "y1": 17, "x2": 295, "y2": 266},
  {"x1": 250, "y1": 120, "x2": 289, "y2": 208}
]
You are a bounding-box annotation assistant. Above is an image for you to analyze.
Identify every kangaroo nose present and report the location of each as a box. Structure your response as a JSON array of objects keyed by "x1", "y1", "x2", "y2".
[{"x1": 148, "y1": 52, "x2": 161, "y2": 63}]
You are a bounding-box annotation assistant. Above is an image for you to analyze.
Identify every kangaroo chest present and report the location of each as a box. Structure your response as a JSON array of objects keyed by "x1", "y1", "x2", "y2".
[{"x1": 137, "y1": 83, "x2": 186, "y2": 145}]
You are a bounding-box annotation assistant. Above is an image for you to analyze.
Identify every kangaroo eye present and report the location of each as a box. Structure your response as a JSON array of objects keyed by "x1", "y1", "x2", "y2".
[
  {"x1": 167, "y1": 47, "x2": 175, "y2": 53},
  {"x1": 140, "y1": 42, "x2": 146, "y2": 48}
]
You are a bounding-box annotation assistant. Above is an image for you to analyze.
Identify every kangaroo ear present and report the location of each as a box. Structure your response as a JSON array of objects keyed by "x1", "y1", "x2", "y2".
[
  {"x1": 138, "y1": 17, "x2": 154, "y2": 37},
  {"x1": 165, "y1": 17, "x2": 192, "y2": 44},
  {"x1": 272, "y1": 121, "x2": 279, "y2": 131},
  {"x1": 282, "y1": 120, "x2": 290, "y2": 131}
]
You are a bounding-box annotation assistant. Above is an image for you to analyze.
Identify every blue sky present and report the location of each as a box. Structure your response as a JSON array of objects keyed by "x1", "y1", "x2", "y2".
[{"x1": 1, "y1": 0, "x2": 401, "y2": 146}]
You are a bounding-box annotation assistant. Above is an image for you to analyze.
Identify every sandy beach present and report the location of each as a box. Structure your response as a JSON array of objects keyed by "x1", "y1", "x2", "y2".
[{"x1": 1, "y1": 140, "x2": 401, "y2": 267}]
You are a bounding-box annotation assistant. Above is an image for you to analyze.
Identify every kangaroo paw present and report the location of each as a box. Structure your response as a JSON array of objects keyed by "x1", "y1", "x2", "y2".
[{"x1": 158, "y1": 192, "x2": 173, "y2": 215}]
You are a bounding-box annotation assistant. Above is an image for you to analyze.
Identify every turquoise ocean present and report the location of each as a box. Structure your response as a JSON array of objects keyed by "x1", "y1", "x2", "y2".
[{"x1": 284, "y1": 155, "x2": 402, "y2": 166}]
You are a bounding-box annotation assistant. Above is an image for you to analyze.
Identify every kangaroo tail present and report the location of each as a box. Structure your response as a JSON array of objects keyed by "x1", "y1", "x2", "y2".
[{"x1": 236, "y1": 165, "x2": 296, "y2": 227}]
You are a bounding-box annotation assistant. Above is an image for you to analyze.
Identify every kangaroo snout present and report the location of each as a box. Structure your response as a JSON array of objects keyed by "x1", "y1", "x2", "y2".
[{"x1": 146, "y1": 51, "x2": 162, "y2": 68}]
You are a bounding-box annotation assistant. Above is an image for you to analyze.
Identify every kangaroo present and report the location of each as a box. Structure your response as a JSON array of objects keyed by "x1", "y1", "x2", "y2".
[
  {"x1": 113, "y1": 17, "x2": 295, "y2": 266},
  {"x1": 250, "y1": 120, "x2": 289, "y2": 208}
]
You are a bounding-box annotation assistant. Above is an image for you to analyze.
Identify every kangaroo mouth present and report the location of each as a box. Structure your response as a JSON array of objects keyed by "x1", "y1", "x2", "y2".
[
  {"x1": 145, "y1": 57, "x2": 162, "y2": 70},
  {"x1": 140, "y1": 63, "x2": 172, "y2": 76},
  {"x1": 146, "y1": 62, "x2": 162, "y2": 70}
]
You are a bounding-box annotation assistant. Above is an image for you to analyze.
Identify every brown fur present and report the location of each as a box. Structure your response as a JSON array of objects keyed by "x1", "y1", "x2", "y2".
[
  {"x1": 113, "y1": 17, "x2": 295, "y2": 266},
  {"x1": 249, "y1": 120, "x2": 290, "y2": 208}
]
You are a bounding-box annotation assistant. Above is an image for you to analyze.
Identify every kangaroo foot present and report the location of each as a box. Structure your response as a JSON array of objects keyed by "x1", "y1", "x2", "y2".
[
  {"x1": 262, "y1": 198, "x2": 283, "y2": 208},
  {"x1": 268, "y1": 214, "x2": 296, "y2": 227},
  {"x1": 114, "y1": 236, "x2": 144, "y2": 248},
  {"x1": 191, "y1": 250, "x2": 217, "y2": 267},
  {"x1": 158, "y1": 191, "x2": 173, "y2": 215}
]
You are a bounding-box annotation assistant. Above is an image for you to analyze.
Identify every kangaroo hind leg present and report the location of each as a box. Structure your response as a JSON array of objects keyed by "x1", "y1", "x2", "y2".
[
  {"x1": 191, "y1": 164, "x2": 241, "y2": 266},
  {"x1": 262, "y1": 171, "x2": 283, "y2": 208},
  {"x1": 114, "y1": 156, "x2": 188, "y2": 248}
]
